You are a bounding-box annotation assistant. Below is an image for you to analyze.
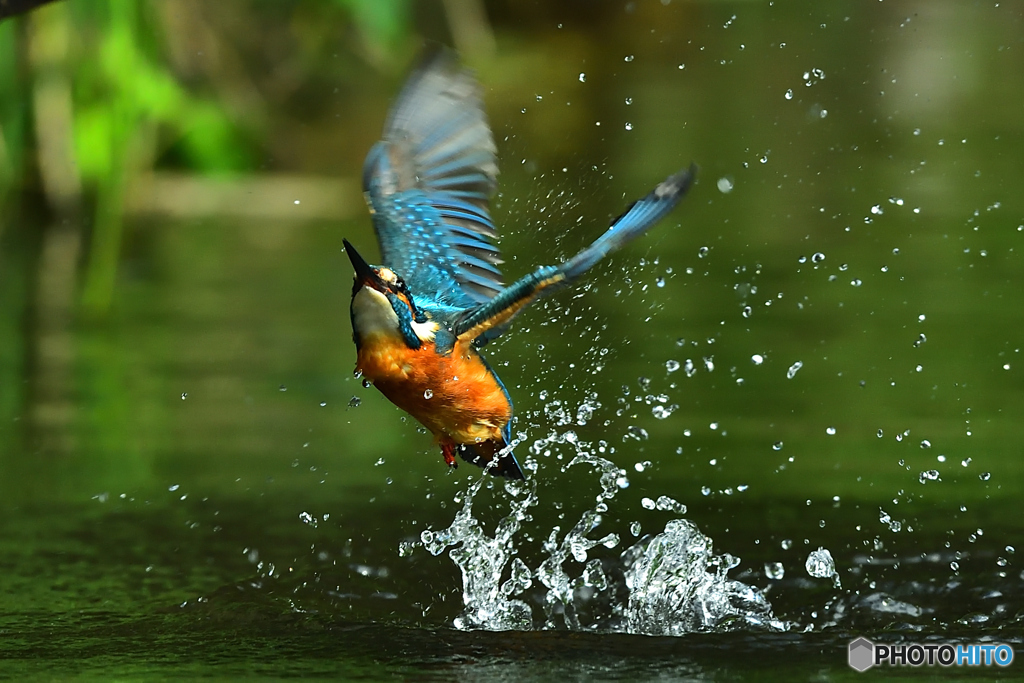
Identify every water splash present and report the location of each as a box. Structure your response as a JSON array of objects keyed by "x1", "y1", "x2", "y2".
[
  {"x1": 805, "y1": 546, "x2": 841, "y2": 588},
  {"x1": 411, "y1": 440, "x2": 788, "y2": 635},
  {"x1": 536, "y1": 453, "x2": 624, "y2": 630},
  {"x1": 623, "y1": 518, "x2": 786, "y2": 634},
  {"x1": 419, "y1": 472, "x2": 537, "y2": 631}
]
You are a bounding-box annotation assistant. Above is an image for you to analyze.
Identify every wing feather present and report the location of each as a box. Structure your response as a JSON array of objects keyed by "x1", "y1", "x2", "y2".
[{"x1": 363, "y1": 49, "x2": 503, "y2": 307}]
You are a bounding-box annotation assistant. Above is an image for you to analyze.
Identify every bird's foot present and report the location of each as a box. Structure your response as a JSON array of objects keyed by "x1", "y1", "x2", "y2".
[{"x1": 441, "y1": 441, "x2": 459, "y2": 470}]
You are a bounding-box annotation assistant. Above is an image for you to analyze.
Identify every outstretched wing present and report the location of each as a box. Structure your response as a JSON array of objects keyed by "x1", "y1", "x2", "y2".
[
  {"x1": 455, "y1": 166, "x2": 697, "y2": 345},
  {"x1": 363, "y1": 49, "x2": 503, "y2": 308}
]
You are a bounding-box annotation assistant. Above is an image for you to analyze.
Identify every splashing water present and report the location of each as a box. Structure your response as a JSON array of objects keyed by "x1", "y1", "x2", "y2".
[
  {"x1": 623, "y1": 518, "x2": 786, "y2": 634},
  {"x1": 412, "y1": 437, "x2": 788, "y2": 635},
  {"x1": 419, "y1": 471, "x2": 537, "y2": 631}
]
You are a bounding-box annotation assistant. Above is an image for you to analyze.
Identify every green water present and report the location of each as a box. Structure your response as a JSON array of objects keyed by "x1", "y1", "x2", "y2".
[{"x1": 2, "y1": 1, "x2": 1022, "y2": 679}]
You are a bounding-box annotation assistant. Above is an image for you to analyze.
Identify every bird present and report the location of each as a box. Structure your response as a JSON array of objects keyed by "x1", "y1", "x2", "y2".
[{"x1": 344, "y1": 49, "x2": 695, "y2": 480}]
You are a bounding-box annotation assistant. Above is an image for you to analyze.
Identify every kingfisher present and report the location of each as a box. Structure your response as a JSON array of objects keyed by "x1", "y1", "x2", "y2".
[{"x1": 345, "y1": 49, "x2": 695, "y2": 480}]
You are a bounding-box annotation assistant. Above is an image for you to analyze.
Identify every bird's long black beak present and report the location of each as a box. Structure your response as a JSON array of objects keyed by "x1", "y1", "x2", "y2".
[{"x1": 343, "y1": 239, "x2": 385, "y2": 290}]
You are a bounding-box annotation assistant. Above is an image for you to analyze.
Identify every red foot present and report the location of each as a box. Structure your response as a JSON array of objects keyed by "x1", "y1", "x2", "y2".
[{"x1": 440, "y1": 441, "x2": 459, "y2": 470}]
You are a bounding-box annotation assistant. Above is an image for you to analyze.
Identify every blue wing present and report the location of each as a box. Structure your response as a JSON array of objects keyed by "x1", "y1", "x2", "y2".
[
  {"x1": 454, "y1": 166, "x2": 697, "y2": 344},
  {"x1": 363, "y1": 49, "x2": 503, "y2": 308}
]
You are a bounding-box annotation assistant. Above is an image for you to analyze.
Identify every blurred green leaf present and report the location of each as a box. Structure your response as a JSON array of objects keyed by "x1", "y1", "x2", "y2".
[{"x1": 334, "y1": 0, "x2": 413, "y2": 51}]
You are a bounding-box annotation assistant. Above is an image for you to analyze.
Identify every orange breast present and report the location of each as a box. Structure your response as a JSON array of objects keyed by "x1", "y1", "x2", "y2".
[{"x1": 356, "y1": 335, "x2": 511, "y2": 445}]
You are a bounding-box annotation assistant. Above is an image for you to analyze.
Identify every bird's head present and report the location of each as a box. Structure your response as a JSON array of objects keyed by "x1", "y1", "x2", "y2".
[{"x1": 344, "y1": 239, "x2": 437, "y2": 349}]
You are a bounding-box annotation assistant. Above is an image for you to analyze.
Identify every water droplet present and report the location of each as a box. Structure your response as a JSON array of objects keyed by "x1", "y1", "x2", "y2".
[
  {"x1": 772, "y1": 441, "x2": 783, "y2": 451},
  {"x1": 698, "y1": 246, "x2": 709, "y2": 258},
  {"x1": 786, "y1": 361, "x2": 803, "y2": 378},
  {"x1": 920, "y1": 439, "x2": 931, "y2": 449},
  {"x1": 802, "y1": 67, "x2": 826, "y2": 86},
  {"x1": 879, "y1": 509, "x2": 901, "y2": 532},
  {"x1": 741, "y1": 306, "x2": 752, "y2": 318},
  {"x1": 979, "y1": 472, "x2": 991, "y2": 481},
  {"x1": 279, "y1": 385, "x2": 287, "y2": 392},
  {"x1": 319, "y1": 401, "x2": 327, "y2": 407},
  {"x1": 666, "y1": 359, "x2": 680, "y2": 373},
  {"x1": 805, "y1": 547, "x2": 838, "y2": 587},
  {"x1": 181, "y1": 392, "x2": 188, "y2": 400},
  {"x1": 764, "y1": 562, "x2": 785, "y2": 580},
  {"x1": 641, "y1": 497, "x2": 656, "y2": 510},
  {"x1": 624, "y1": 122, "x2": 633, "y2": 131},
  {"x1": 624, "y1": 54, "x2": 634, "y2": 62},
  {"x1": 784, "y1": 89, "x2": 793, "y2": 100},
  {"x1": 811, "y1": 252, "x2": 825, "y2": 263},
  {"x1": 781, "y1": 539, "x2": 793, "y2": 550},
  {"x1": 629, "y1": 521, "x2": 642, "y2": 536},
  {"x1": 625, "y1": 426, "x2": 649, "y2": 441},
  {"x1": 851, "y1": 279, "x2": 862, "y2": 287},
  {"x1": 918, "y1": 470, "x2": 940, "y2": 483},
  {"x1": 347, "y1": 396, "x2": 361, "y2": 408},
  {"x1": 717, "y1": 176, "x2": 734, "y2": 193},
  {"x1": 826, "y1": 426, "x2": 836, "y2": 435},
  {"x1": 655, "y1": 495, "x2": 687, "y2": 514},
  {"x1": 423, "y1": 389, "x2": 433, "y2": 399},
  {"x1": 651, "y1": 405, "x2": 676, "y2": 420},
  {"x1": 578, "y1": 72, "x2": 586, "y2": 83},
  {"x1": 751, "y1": 354, "x2": 764, "y2": 365}
]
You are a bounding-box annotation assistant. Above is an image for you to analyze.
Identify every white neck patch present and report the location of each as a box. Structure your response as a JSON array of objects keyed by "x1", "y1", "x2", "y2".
[
  {"x1": 352, "y1": 286, "x2": 438, "y2": 343},
  {"x1": 352, "y1": 287, "x2": 399, "y2": 340}
]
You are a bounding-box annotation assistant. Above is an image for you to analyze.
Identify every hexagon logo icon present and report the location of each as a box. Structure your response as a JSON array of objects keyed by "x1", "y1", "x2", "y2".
[{"x1": 849, "y1": 637, "x2": 875, "y2": 672}]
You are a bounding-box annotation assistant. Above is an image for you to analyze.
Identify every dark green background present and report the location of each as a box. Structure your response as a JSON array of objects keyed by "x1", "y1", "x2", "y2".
[{"x1": 0, "y1": 1, "x2": 1020, "y2": 679}]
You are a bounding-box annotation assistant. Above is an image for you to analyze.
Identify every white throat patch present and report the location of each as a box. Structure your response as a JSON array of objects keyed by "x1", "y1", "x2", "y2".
[{"x1": 352, "y1": 286, "x2": 437, "y2": 343}]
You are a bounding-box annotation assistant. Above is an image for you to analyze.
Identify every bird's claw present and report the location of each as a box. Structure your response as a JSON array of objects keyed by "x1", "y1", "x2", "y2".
[{"x1": 441, "y1": 442, "x2": 459, "y2": 470}]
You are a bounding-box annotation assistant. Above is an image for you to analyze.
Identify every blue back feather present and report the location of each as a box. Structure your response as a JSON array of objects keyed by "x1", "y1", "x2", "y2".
[{"x1": 363, "y1": 50, "x2": 503, "y2": 309}]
